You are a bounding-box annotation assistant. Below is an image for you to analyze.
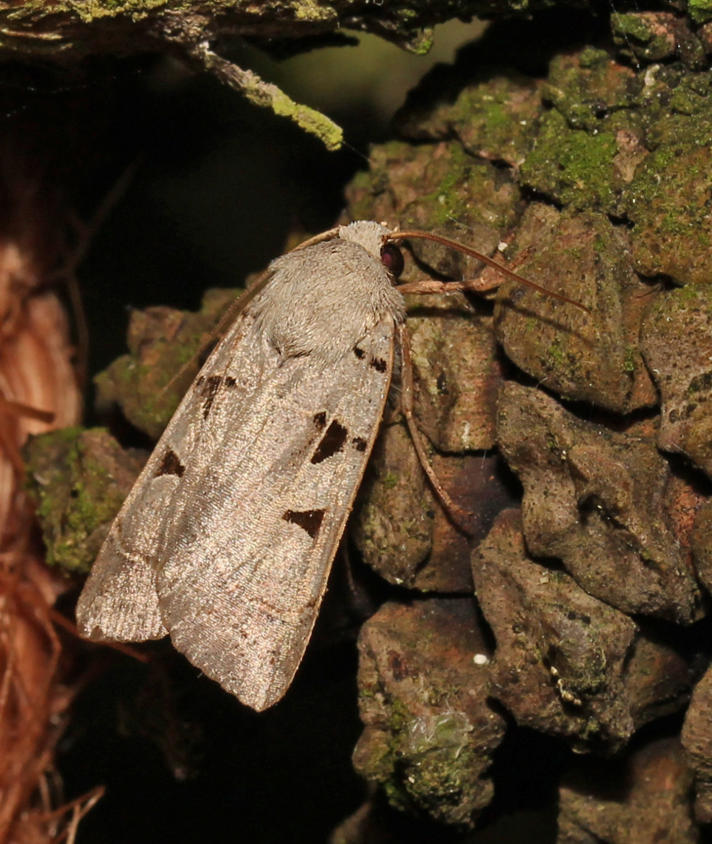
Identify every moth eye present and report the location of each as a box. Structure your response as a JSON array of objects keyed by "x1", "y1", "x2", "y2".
[{"x1": 380, "y1": 243, "x2": 404, "y2": 279}]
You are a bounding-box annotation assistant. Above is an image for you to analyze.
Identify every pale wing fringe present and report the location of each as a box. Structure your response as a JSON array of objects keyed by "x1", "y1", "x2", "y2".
[{"x1": 157, "y1": 320, "x2": 395, "y2": 711}]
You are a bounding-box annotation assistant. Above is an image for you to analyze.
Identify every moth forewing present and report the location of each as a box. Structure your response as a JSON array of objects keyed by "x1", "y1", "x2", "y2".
[
  {"x1": 157, "y1": 320, "x2": 397, "y2": 710},
  {"x1": 76, "y1": 221, "x2": 404, "y2": 712}
]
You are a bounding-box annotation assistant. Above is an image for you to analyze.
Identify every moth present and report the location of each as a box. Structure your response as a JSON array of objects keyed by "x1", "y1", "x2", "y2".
[{"x1": 76, "y1": 221, "x2": 580, "y2": 711}]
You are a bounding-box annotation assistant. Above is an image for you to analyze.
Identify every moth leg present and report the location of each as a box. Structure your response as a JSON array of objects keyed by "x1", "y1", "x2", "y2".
[
  {"x1": 461, "y1": 242, "x2": 536, "y2": 295},
  {"x1": 397, "y1": 246, "x2": 532, "y2": 296},
  {"x1": 397, "y1": 278, "x2": 501, "y2": 296},
  {"x1": 397, "y1": 322, "x2": 474, "y2": 535}
]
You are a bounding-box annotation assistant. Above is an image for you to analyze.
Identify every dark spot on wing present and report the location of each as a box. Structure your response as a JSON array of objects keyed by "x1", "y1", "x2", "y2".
[
  {"x1": 370, "y1": 357, "x2": 387, "y2": 373},
  {"x1": 282, "y1": 508, "x2": 325, "y2": 539},
  {"x1": 198, "y1": 374, "x2": 237, "y2": 418},
  {"x1": 311, "y1": 419, "x2": 348, "y2": 463},
  {"x1": 198, "y1": 375, "x2": 220, "y2": 418},
  {"x1": 313, "y1": 411, "x2": 327, "y2": 430},
  {"x1": 354, "y1": 347, "x2": 366, "y2": 359},
  {"x1": 352, "y1": 436, "x2": 368, "y2": 452},
  {"x1": 155, "y1": 449, "x2": 185, "y2": 478}
]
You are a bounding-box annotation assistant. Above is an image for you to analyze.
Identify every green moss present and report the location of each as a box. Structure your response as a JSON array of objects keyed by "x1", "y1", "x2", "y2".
[
  {"x1": 670, "y1": 88, "x2": 707, "y2": 117},
  {"x1": 544, "y1": 50, "x2": 640, "y2": 133},
  {"x1": 521, "y1": 111, "x2": 618, "y2": 212},
  {"x1": 431, "y1": 712, "x2": 468, "y2": 745},
  {"x1": 382, "y1": 777, "x2": 412, "y2": 813},
  {"x1": 293, "y1": 0, "x2": 338, "y2": 22},
  {"x1": 24, "y1": 428, "x2": 142, "y2": 574},
  {"x1": 66, "y1": 0, "x2": 167, "y2": 22},
  {"x1": 349, "y1": 169, "x2": 376, "y2": 193},
  {"x1": 421, "y1": 144, "x2": 471, "y2": 226},
  {"x1": 345, "y1": 141, "x2": 406, "y2": 220},
  {"x1": 688, "y1": 0, "x2": 712, "y2": 24},
  {"x1": 406, "y1": 29, "x2": 434, "y2": 56},
  {"x1": 425, "y1": 145, "x2": 518, "y2": 230},
  {"x1": 578, "y1": 46, "x2": 610, "y2": 69},
  {"x1": 611, "y1": 13, "x2": 673, "y2": 61},
  {"x1": 546, "y1": 337, "x2": 567, "y2": 368},
  {"x1": 442, "y1": 75, "x2": 541, "y2": 165},
  {"x1": 626, "y1": 138, "x2": 712, "y2": 283},
  {"x1": 269, "y1": 89, "x2": 343, "y2": 151},
  {"x1": 359, "y1": 702, "x2": 487, "y2": 825},
  {"x1": 382, "y1": 471, "x2": 399, "y2": 490},
  {"x1": 388, "y1": 696, "x2": 411, "y2": 733},
  {"x1": 623, "y1": 346, "x2": 636, "y2": 373},
  {"x1": 397, "y1": 6, "x2": 418, "y2": 19},
  {"x1": 673, "y1": 286, "x2": 712, "y2": 319}
]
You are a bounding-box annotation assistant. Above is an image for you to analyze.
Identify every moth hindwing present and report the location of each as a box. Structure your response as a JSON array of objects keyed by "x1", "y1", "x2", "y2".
[{"x1": 76, "y1": 221, "x2": 407, "y2": 712}]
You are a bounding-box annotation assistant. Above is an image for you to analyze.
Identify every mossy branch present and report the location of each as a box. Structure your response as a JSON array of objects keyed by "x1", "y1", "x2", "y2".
[{"x1": 0, "y1": 0, "x2": 531, "y2": 149}]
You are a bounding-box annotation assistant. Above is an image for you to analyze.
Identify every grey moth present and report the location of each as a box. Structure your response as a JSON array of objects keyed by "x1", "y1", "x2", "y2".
[{"x1": 76, "y1": 220, "x2": 576, "y2": 711}]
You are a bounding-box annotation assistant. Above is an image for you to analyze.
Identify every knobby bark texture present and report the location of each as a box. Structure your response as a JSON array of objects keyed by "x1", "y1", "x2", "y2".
[
  {"x1": 337, "y1": 11, "x2": 712, "y2": 836},
  {"x1": 16, "y1": 0, "x2": 712, "y2": 841}
]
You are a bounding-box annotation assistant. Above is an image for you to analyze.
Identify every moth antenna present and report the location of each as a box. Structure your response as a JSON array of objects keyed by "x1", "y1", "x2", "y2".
[
  {"x1": 386, "y1": 230, "x2": 589, "y2": 313},
  {"x1": 290, "y1": 227, "x2": 340, "y2": 251}
]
